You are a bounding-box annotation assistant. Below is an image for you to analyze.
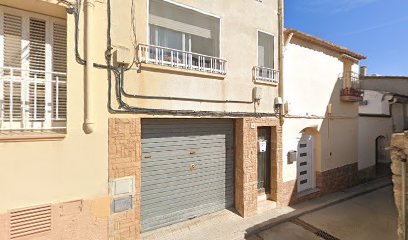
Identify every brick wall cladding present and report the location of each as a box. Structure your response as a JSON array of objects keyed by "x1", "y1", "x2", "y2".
[
  {"x1": 316, "y1": 163, "x2": 358, "y2": 194},
  {"x1": 235, "y1": 117, "x2": 283, "y2": 216},
  {"x1": 108, "y1": 118, "x2": 141, "y2": 240},
  {"x1": 358, "y1": 166, "x2": 376, "y2": 183},
  {"x1": 390, "y1": 132, "x2": 408, "y2": 239},
  {"x1": 277, "y1": 162, "x2": 360, "y2": 206}
]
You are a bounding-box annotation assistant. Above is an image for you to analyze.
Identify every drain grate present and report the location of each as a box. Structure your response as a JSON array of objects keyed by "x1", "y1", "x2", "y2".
[{"x1": 291, "y1": 218, "x2": 340, "y2": 240}]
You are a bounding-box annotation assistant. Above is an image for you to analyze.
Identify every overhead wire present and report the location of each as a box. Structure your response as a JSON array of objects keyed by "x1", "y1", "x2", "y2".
[{"x1": 66, "y1": 0, "x2": 279, "y2": 117}]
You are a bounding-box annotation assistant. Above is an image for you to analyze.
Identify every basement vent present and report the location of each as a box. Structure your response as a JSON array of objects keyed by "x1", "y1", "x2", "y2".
[{"x1": 10, "y1": 204, "x2": 52, "y2": 239}]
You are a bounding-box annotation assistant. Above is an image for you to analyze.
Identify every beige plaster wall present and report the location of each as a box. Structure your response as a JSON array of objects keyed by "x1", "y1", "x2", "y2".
[
  {"x1": 0, "y1": 0, "x2": 110, "y2": 213},
  {"x1": 114, "y1": 0, "x2": 280, "y2": 113},
  {"x1": 0, "y1": 0, "x2": 280, "y2": 214}
]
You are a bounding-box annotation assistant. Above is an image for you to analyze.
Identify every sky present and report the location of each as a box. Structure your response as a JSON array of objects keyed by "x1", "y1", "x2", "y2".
[{"x1": 285, "y1": 0, "x2": 408, "y2": 76}]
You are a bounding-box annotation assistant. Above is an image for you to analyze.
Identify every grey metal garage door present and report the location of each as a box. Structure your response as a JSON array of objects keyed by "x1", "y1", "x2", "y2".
[{"x1": 141, "y1": 119, "x2": 234, "y2": 232}]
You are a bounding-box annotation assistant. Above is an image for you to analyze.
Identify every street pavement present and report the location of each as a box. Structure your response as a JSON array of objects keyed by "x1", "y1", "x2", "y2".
[{"x1": 249, "y1": 186, "x2": 397, "y2": 240}]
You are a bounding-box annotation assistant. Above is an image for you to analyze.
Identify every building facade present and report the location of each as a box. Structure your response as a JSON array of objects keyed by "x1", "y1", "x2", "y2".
[
  {"x1": 282, "y1": 29, "x2": 366, "y2": 203},
  {"x1": 358, "y1": 73, "x2": 408, "y2": 180},
  {"x1": 0, "y1": 1, "x2": 375, "y2": 239}
]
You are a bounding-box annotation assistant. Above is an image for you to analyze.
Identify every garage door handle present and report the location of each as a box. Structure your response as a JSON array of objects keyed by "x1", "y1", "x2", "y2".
[
  {"x1": 144, "y1": 155, "x2": 151, "y2": 159},
  {"x1": 190, "y1": 151, "x2": 196, "y2": 155}
]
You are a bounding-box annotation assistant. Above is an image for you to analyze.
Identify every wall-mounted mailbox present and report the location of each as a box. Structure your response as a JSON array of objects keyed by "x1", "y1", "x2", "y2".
[
  {"x1": 287, "y1": 150, "x2": 297, "y2": 164},
  {"x1": 259, "y1": 140, "x2": 267, "y2": 153}
]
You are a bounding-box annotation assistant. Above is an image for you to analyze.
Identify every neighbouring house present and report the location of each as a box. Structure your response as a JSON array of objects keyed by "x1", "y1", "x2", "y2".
[
  {"x1": 0, "y1": 0, "x2": 286, "y2": 239},
  {"x1": 283, "y1": 29, "x2": 366, "y2": 202},
  {"x1": 358, "y1": 70, "x2": 408, "y2": 180}
]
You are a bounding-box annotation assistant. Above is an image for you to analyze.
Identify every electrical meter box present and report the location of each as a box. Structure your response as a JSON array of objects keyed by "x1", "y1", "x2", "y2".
[
  {"x1": 287, "y1": 150, "x2": 297, "y2": 164},
  {"x1": 253, "y1": 87, "x2": 263, "y2": 101},
  {"x1": 113, "y1": 47, "x2": 131, "y2": 66}
]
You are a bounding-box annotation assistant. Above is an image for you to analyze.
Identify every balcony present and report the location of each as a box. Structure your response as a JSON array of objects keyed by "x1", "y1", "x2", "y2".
[
  {"x1": 339, "y1": 71, "x2": 363, "y2": 102},
  {"x1": 137, "y1": 44, "x2": 227, "y2": 75},
  {"x1": 253, "y1": 66, "x2": 279, "y2": 84},
  {"x1": 0, "y1": 67, "x2": 67, "y2": 131}
]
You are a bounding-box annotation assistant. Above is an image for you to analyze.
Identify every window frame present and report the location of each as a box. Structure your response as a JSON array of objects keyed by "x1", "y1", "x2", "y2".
[
  {"x1": 0, "y1": 6, "x2": 67, "y2": 132},
  {"x1": 147, "y1": 0, "x2": 222, "y2": 58},
  {"x1": 256, "y1": 29, "x2": 276, "y2": 70}
]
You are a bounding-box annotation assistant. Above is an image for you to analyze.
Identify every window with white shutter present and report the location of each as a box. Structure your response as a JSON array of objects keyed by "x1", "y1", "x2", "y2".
[
  {"x1": 52, "y1": 23, "x2": 67, "y2": 121},
  {"x1": 0, "y1": 6, "x2": 67, "y2": 132},
  {"x1": 254, "y1": 31, "x2": 278, "y2": 84},
  {"x1": 2, "y1": 13, "x2": 22, "y2": 121},
  {"x1": 138, "y1": 0, "x2": 227, "y2": 75}
]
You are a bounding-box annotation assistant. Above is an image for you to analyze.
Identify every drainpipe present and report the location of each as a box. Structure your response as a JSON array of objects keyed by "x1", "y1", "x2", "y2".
[
  {"x1": 278, "y1": 0, "x2": 284, "y2": 124},
  {"x1": 83, "y1": 0, "x2": 95, "y2": 134}
]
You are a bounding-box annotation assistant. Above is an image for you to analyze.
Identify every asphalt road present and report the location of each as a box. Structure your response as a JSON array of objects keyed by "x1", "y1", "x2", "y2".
[{"x1": 249, "y1": 186, "x2": 397, "y2": 240}]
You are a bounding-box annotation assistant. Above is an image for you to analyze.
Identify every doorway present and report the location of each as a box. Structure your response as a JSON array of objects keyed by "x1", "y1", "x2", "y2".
[
  {"x1": 297, "y1": 135, "x2": 314, "y2": 192},
  {"x1": 375, "y1": 136, "x2": 390, "y2": 177},
  {"x1": 257, "y1": 127, "x2": 271, "y2": 195}
]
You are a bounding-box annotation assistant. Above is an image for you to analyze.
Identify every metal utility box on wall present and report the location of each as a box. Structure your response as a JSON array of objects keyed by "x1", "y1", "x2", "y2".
[
  {"x1": 113, "y1": 47, "x2": 131, "y2": 66},
  {"x1": 287, "y1": 150, "x2": 297, "y2": 164},
  {"x1": 110, "y1": 176, "x2": 135, "y2": 214},
  {"x1": 253, "y1": 87, "x2": 263, "y2": 102}
]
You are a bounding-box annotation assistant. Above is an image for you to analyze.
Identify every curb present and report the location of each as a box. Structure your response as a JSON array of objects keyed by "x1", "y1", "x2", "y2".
[{"x1": 245, "y1": 178, "x2": 392, "y2": 237}]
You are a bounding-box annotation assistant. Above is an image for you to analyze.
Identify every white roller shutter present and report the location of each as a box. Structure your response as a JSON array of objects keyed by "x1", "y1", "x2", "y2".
[{"x1": 149, "y1": 0, "x2": 217, "y2": 39}]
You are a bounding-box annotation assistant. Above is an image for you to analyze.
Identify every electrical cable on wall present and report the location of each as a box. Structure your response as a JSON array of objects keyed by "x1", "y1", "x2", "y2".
[{"x1": 62, "y1": 0, "x2": 279, "y2": 118}]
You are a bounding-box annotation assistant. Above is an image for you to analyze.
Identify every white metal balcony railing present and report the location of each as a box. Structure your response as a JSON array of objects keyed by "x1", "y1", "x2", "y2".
[
  {"x1": 0, "y1": 67, "x2": 67, "y2": 131},
  {"x1": 254, "y1": 66, "x2": 279, "y2": 84},
  {"x1": 137, "y1": 44, "x2": 227, "y2": 75}
]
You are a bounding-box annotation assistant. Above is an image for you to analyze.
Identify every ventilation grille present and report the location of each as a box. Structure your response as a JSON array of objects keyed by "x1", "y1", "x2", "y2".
[{"x1": 10, "y1": 204, "x2": 52, "y2": 239}]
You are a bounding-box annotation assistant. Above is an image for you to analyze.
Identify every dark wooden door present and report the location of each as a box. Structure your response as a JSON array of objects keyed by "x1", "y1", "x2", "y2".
[{"x1": 257, "y1": 127, "x2": 271, "y2": 194}]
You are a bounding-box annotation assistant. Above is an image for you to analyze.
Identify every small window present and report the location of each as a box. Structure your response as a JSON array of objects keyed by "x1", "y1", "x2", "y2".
[
  {"x1": 254, "y1": 31, "x2": 277, "y2": 83},
  {"x1": 149, "y1": 0, "x2": 220, "y2": 57},
  {"x1": 258, "y1": 31, "x2": 274, "y2": 69},
  {"x1": 140, "y1": 0, "x2": 226, "y2": 74}
]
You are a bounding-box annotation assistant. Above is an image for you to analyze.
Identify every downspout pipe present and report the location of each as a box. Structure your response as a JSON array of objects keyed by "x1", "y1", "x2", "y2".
[
  {"x1": 83, "y1": 0, "x2": 95, "y2": 134},
  {"x1": 278, "y1": 0, "x2": 284, "y2": 124}
]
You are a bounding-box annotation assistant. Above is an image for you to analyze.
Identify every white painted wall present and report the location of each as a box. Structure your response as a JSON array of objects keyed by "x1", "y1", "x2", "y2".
[
  {"x1": 284, "y1": 40, "x2": 343, "y2": 117},
  {"x1": 283, "y1": 37, "x2": 359, "y2": 183},
  {"x1": 359, "y1": 90, "x2": 391, "y2": 116},
  {"x1": 358, "y1": 117, "x2": 392, "y2": 170}
]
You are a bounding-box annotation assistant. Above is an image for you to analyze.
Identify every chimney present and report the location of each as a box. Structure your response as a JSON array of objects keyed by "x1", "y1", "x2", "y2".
[{"x1": 360, "y1": 66, "x2": 367, "y2": 77}]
